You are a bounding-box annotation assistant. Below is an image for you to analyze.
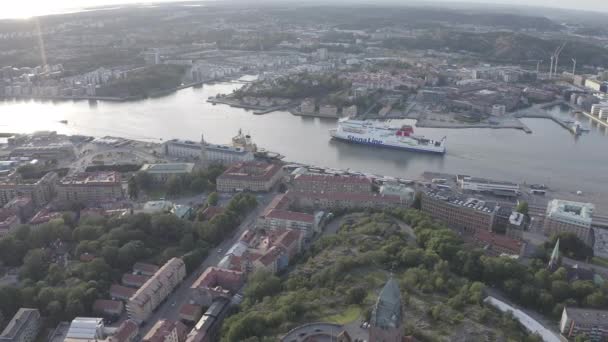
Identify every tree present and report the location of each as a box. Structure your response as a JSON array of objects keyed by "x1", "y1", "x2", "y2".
[
  {"x1": 128, "y1": 177, "x2": 139, "y2": 200},
  {"x1": 134, "y1": 171, "x2": 153, "y2": 191},
  {"x1": 166, "y1": 175, "x2": 183, "y2": 196},
  {"x1": 548, "y1": 232, "x2": 593, "y2": 260},
  {"x1": 516, "y1": 201, "x2": 529, "y2": 216},
  {"x1": 207, "y1": 192, "x2": 219, "y2": 206},
  {"x1": 20, "y1": 249, "x2": 49, "y2": 281},
  {"x1": 346, "y1": 287, "x2": 367, "y2": 305}
]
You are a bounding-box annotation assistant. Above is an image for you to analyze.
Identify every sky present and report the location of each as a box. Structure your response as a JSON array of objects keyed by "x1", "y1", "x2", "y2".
[{"x1": 2, "y1": 0, "x2": 607, "y2": 19}]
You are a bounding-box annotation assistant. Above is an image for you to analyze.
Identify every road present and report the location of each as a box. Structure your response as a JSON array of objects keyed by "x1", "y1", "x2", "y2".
[{"x1": 137, "y1": 192, "x2": 275, "y2": 337}]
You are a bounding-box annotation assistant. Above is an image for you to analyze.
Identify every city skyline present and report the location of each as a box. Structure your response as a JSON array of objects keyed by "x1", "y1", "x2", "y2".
[{"x1": 2, "y1": 0, "x2": 608, "y2": 19}]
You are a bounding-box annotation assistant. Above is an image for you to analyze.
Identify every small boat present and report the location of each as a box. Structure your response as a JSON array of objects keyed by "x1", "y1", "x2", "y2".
[{"x1": 59, "y1": 120, "x2": 68, "y2": 124}]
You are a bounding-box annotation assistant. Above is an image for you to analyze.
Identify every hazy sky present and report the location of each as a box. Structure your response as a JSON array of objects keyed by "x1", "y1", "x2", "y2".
[{"x1": 2, "y1": 0, "x2": 608, "y2": 19}]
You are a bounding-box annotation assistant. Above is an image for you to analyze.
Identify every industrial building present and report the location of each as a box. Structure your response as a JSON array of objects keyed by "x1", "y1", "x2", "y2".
[{"x1": 64, "y1": 317, "x2": 105, "y2": 342}]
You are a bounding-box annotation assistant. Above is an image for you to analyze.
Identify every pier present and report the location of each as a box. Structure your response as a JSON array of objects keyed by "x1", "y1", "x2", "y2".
[
  {"x1": 515, "y1": 101, "x2": 579, "y2": 135},
  {"x1": 576, "y1": 110, "x2": 608, "y2": 129}
]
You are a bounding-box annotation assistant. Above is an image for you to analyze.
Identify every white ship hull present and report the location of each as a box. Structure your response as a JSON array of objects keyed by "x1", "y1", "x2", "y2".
[{"x1": 329, "y1": 120, "x2": 446, "y2": 154}]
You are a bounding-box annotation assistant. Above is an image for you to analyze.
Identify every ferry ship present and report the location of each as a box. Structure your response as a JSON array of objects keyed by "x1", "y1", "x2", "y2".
[{"x1": 329, "y1": 119, "x2": 446, "y2": 154}]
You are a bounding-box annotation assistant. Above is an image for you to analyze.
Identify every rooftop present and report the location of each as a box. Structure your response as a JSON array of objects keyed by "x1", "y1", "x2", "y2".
[
  {"x1": 200, "y1": 206, "x2": 224, "y2": 220},
  {"x1": 133, "y1": 262, "x2": 160, "y2": 274},
  {"x1": 92, "y1": 299, "x2": 123, "y2": 313},
  {"x1": 370, "y1": 278, "x2": 402, "y2": 330},
  {"x1": 140, "y1": 163, "x2": 195, "y2": 174},
  {"x1": 60, "y1": 171, "x2": 121, "y2": 186},
  {"x1": 546, "y1": 199, "x2": 594, "y2": 226},
  {"x1": 28, "y1": 209, "x2": 62, "y2": 225},
  {"x1": 111, "y1": 320, "x2": 138, "y2": 342},
  {"x1": 218, "y1": 161, "x2": 282, "y2": 181},
  {"x1": 122, "y1": 273, "x2": 150, "y2": 287},
  {"x1": 192, "y1": 266, "x2": 244, "y2": 292},
  {"x1": 473, "y1": 230, "x2": 524, "y2": 254},
  {"x1": 264, "y1": 209, "x2": 315, "y2": 223},
  {"x1": 294, "y1": 174, "x2": 372, "y2": 185},
  {"x1": 291, "y1": 190, "x2": 402, "y2": 204},
  {"x1": 423, "y1": 189, "x2": 498, "y2": 214},
  {"x1": 110, "y1": 284, "x2": 137, "y2": 299},
  {"x1": 0, "y1": 308, "x2": 40, "y2": 340},
  {"x1": 564, "y1": 307, "x2": 608, "y2": 326},
  {"x1": 65, "y1": 317, "x2": 104, "y2": 340},
  {"x1": 460, "y1": 176, "x2": 519, "y2": 187}
]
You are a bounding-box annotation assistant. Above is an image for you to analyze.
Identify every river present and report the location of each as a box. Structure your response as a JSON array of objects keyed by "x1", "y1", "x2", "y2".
[{"x1": 1, "y1": 80, "x2": 607, "y2": 194}]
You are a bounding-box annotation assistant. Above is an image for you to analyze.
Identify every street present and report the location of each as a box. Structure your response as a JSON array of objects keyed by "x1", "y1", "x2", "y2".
[{"x1": 137, "y1": 192, "x2": 275, "y2": 337}]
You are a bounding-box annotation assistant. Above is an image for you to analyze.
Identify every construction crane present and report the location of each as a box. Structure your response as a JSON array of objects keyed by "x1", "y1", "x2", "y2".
[{"x1": 571, "y1": 58, "x2": 577, "y2": 76}]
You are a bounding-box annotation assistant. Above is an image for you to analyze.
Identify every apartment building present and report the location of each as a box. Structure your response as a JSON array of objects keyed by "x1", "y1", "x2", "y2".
[
  {"x1": 142, "y1": 320, "x2": 187, "y2": 342},
  {"x1": 290, "y1": 174, "x2": 373, "y2": 194},
  {"x1": 470, "y1": 229, "x2": 526, "y2": 257},
  {"x1": 57, "y1": 172, "x2": 123, "y2": 204},
  {"x1": 191, "y1": 267, "x2": 245, "y2": 306},
  {"x1": 216, "y1": 162, "x2": 283, "y2": 192},
  {"x1": 289, "y1": 190, "x2": 403, "y2": 211},
  {"x1": 0, "y1": 172, "x2": 57, "y2": 207},
  {"x1": 420, "y1": 189, "x2": 498, "y2": 234},
  {"x1": 560, "y1": 307, "x2": 608, "y2": 342},
  {"x1": 126, "y1": 258, "x2": 186, "y2": 324},
  {"x1": 0, "y1": 308, "x2": 40, "y2": 342},
  {"x1": 257, "y1": 194, "x2": 316, "y2": 237},
  {"x1": 544, "y1": 199, "x2": 594, "y2": 246},
  {"x1": 108, "y1": 320, "x2": 138, "y2": 342}
]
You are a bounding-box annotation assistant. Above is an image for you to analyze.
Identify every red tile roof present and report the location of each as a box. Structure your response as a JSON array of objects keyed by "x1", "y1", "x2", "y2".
[
  {"x1": 276, "y1": 229, "x2": 301, "y2": 249},
  {"x1": 179, "y1": 304, "x2": 202, "y2": 320},
  {"x1": 144, "y1": 320, "x2": 183, "y2": 342},
  {"x1": 133, "y1": 262, "x2": 159, "y2": 275},
  {"x1": 93, "y1": 299, "x2": 123, "y2": 314},
  {"x1": 110, "y1": 284, "x2": 137, "y2": 299},
  {"x1": 29, "y1": 209, "x2": 62, "y2": 225},
  {"x1": 122, "y1": 273, "x2": 150, "y2": 287},
  {"x1": 218, "y1": 161, "x2": 282, "y2": 181},
  {"x1": 201, "y1": 206, "x2": 224, "y2": 220},
  {"x1": 112, "y1": 320, "x2": 138, "y2": 342},
  {"x1": 258, "y1": 246, "x2": 284, "y2": 267},
  {"x1": 290, "y1": 190, "x2": 402, "y2": 203},
  {"x1": 264, "y1": 194, "x2": 290, "y2": 214},
  {"x1": 264, "y1": 209, "x2": 314, "y2": 223},
  {"x1": 473, "y1": 230, "x2": 524, "y2": 254},
  {"x1": 192, "y1": 267, "x2": 244, "y2": 292}
]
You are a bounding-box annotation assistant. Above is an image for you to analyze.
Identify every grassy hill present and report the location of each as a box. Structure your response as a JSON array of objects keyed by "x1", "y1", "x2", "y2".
[
  {"x1": 219, "y1": 212, "x2": 542, "y2": 342},
  {"x1": 384, "y1": 31, "x2": 608, "y2": 67}
]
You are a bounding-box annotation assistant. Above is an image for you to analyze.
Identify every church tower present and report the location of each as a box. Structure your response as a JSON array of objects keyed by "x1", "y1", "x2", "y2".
[
  {"x1": 200, "y1": 133, "x2": 208, "y2": 166},
  {"x1": 548, "y1": 239, "x2": 560, "y2": 271},
  {"x1": 369, "y1": 278, "x2": 404, "y2": 342}
]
